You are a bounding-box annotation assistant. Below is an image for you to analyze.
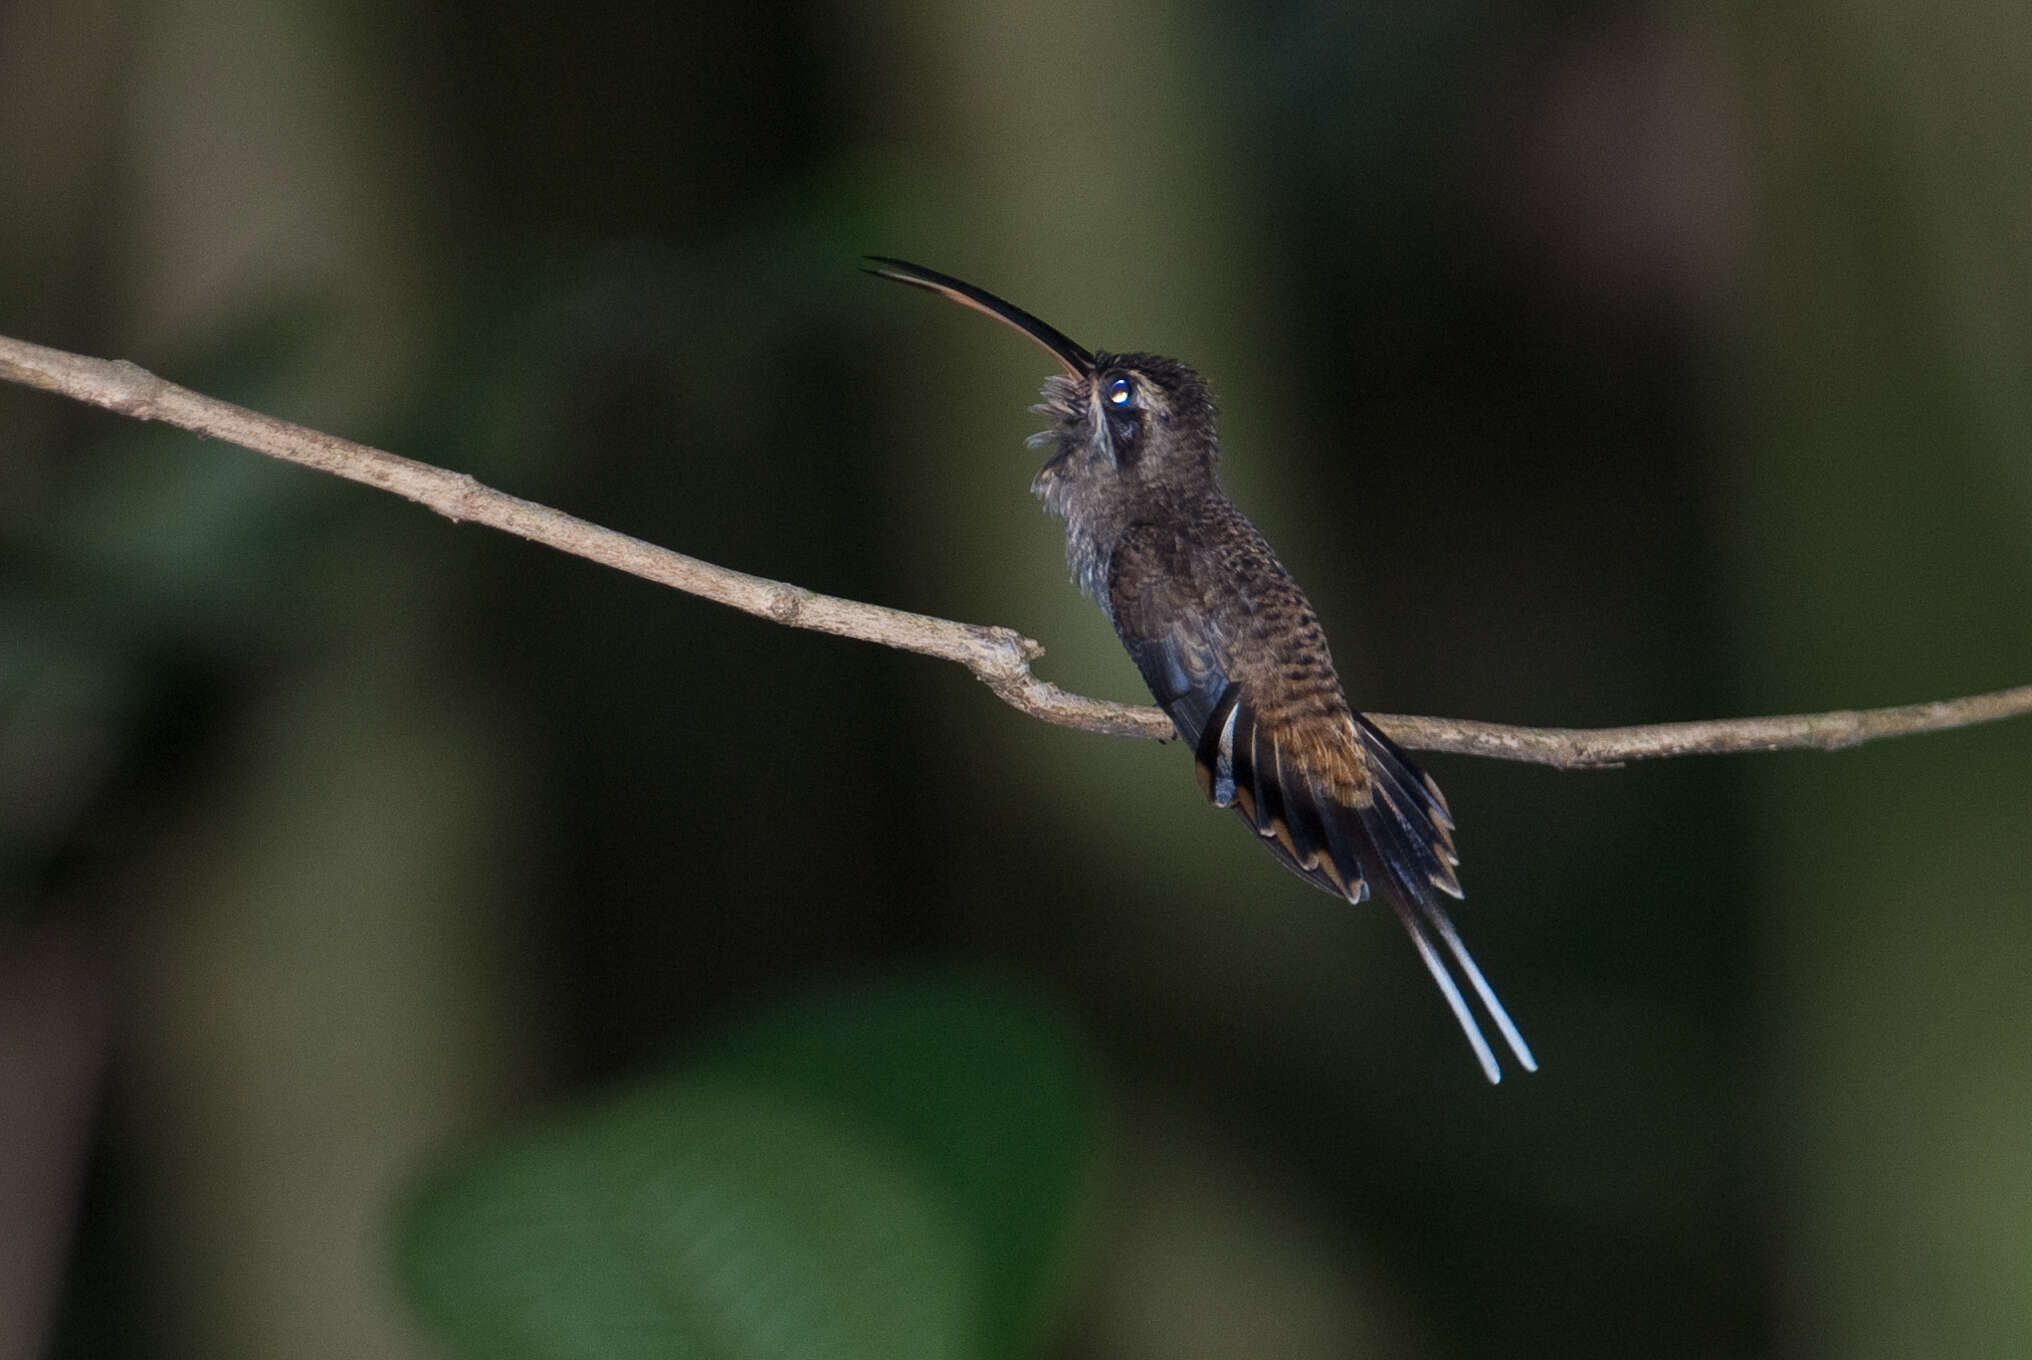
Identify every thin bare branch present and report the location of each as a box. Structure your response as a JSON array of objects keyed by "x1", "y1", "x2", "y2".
[{"x1": 5, "y1": 331, "x2": 2028, "y2": 769}]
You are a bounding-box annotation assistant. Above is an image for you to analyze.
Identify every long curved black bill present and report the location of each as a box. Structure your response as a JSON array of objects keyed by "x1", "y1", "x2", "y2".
[{"x1": 864, "y1": 257, "x2": 1094, "y2": 378}]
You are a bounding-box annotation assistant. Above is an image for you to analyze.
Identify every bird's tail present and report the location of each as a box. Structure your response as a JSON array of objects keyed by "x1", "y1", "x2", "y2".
[
  {"x1": 1385, "y1": 890, "x2": 1537, "y2": 1084},
  {"x1": 1350, "y1": 712, "x2": 1536, "y2": 1083}
]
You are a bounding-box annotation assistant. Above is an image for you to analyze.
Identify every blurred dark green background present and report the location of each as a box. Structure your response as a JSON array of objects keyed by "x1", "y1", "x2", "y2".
[{"x1": 3, "y1": 1, "x2": 2029, "y2": 1356}]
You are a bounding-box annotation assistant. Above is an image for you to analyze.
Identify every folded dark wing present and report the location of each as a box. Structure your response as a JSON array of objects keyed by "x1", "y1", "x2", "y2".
[
  {"x1": 1107, "y1": 523, "x2": 1372, "y2": 902},
  {"x1": 1106, "y1": 523, "x2": 1535, "y2": 1081},
  {"x1": 1105, "y1": 524, "x2": 1234, "y2": 754}
]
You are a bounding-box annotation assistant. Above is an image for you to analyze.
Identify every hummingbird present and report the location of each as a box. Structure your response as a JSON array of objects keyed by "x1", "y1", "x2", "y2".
[{"x1": 867, "y1": 258, "x2": 1537, "y2": 1083}]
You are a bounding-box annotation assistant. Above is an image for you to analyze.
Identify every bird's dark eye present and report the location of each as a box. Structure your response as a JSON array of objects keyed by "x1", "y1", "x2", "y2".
[{"x1": 1103, "y1": 374, "x2": 1143, "y2": 463}]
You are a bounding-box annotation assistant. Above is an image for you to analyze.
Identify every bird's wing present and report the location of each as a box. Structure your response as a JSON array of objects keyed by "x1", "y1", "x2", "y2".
[
  {"x1": 1108, "y1": 522, "x2": 1536, "y2": 1081},
  {"x1": 1107, "y1": 522, "x2": 1379, "y2": 902},
  {"x1": 1105, "y1": 522, "x2": 1234, "y2": 753}
]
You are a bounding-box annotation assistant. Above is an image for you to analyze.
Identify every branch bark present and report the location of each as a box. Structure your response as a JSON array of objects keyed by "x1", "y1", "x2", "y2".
[{"x1": 5, "y1": 331, "x2": 2028, "y2": 769}]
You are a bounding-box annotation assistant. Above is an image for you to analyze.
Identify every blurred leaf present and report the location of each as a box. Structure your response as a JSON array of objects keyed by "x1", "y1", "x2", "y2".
[{"x1": 398, "y1": 972, "x2": 1100, "y2": 1360}]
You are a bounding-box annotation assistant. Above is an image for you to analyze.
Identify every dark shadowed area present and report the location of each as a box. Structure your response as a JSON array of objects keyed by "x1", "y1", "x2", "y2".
[{"x1": 2, "y1": 2, "x2": 2029, "y2": 1357}]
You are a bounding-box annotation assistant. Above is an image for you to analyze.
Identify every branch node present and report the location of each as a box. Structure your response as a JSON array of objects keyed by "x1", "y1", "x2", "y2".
[
  {"x1": 994, "y1": 626, "x2": 1045, "y2": 664},
  {"x1": 445, "y1": 472, "x2": 486, "y2": 524},
  {"x1": 768, "y1": 585, "x2": 811, "y2": 625},
  {"x1": 104, "y1": 360, "x2": 165, "y2": 419}
]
